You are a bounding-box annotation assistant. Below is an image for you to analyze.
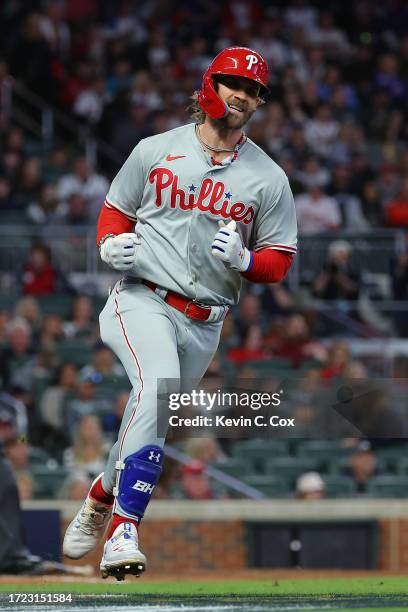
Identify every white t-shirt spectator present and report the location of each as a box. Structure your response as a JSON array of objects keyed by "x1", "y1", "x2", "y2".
[
  {"x1": 305, "y1": 117, "x2": 340, "y2": 157},
  {"x1": 295, "y1": 192, "x2": 341, "y2": 235},
  {"x1": 57, "y1": 171, "x2": 109, "y2": 219},
  {"x1": 284, "y1": 5, "x2": 317, "y2": 33}
]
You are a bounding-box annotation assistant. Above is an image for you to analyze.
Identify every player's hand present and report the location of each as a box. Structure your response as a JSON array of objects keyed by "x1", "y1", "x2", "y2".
[
  {"x1": 211, "y1": 220, "x2": 252, "y2": 272},
  {"x1": 99, "y1": 233, "x2": 141, "y2": 271}
]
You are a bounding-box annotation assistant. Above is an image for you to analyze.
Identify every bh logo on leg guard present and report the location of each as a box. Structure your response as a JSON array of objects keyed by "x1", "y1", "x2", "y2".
[{"x1": 114, "y1": 445, "x2": 164, "y2": 519}]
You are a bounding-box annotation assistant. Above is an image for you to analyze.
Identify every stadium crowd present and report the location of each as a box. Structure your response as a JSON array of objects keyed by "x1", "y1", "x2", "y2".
[{"x1": 0, "y1": 0, "x2": 408, "y2": 501}]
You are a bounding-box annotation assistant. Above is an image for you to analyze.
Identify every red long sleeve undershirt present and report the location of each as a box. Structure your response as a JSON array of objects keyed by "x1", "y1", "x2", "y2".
[
  {"x1": 97, "y1": 202, "x2": 135, "y2": 242},
  {"x1": 97, "y1": 203, "x2": 293, "y2": 284},
  {"x1": 242, "y1": 249, "x2": 293, "y2": 283}
]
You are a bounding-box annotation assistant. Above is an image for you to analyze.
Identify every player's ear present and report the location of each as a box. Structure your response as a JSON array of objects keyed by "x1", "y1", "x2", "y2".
[{"x1": 256, "y1": 97, "x2": 265, "y2": 108}]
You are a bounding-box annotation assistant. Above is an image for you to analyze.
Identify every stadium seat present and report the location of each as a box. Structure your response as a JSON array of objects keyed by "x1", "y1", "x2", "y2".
[
  {"x1": 36, "y1": 295, "x2": 74, "y2": 317},
  {"x1": 211, "y1": 458, "x2": 252, "y2": 479},
  {"x1": 395, "y1": 457, "x2": 408, "y2": 476},
  {"x1": 366, "y1": 476, "x2": 408, "y2": 498},
  {"x1": 232, "y1": 439, "x2": 290, "y2": 472},
  {"x1": 329, "y1": 455, "x2": 387, "y2": 475},
  {"x1": 30, "y1": 465, "x2": 69, "y2": 498},
  {"x1": 56, "y1": 341, "x2": 93, "y2": 367},
  {"x1": 323, "y1": 475, "x2": 357, "y2": 497},
  {"x1": 242, "y1": 474, "x2": 292, "y2": 498},
  {"x1": 375, "y1": 445, "x2": 408, "y2": 472},
  {"x1": 242, "y1": 358, "x2": 295, "y2": 378},
  {"x1": 296, "y1": 440, "x2": 349, "y2": 470},
  {"x1": 264, "y1": 456, "x2": 320, "y2": 485}
]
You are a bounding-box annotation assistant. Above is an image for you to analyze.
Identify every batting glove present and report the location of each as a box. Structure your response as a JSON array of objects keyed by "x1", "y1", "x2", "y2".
[
  {"x1": 99, "y1": 233, "x2": 141, "y2": 271},
  {"x1": 211, "y1": 220, "x2": 252, "y2": 272}
]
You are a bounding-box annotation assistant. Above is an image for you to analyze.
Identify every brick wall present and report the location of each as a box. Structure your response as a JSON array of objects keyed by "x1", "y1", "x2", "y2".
[
  {"x1": 62, "y1": 518, "x2": 247, "y2": 573},
  {"x1": 48, "y1": 499, "x2": 408, "y2": 573}
]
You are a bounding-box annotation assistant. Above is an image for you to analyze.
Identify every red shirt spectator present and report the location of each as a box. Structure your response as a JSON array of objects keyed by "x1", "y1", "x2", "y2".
[
  {"x1": 385, "y1": 178, "x2": 408, "y2": 227},
  {"x1": 22, "y1": 244, "x2": 56, "y2": 295}
]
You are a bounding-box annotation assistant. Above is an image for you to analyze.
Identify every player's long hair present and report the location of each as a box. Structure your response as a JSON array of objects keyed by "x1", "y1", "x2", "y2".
[{"x1": 188, "y1": 91, "x2": 206, "y2": 124}]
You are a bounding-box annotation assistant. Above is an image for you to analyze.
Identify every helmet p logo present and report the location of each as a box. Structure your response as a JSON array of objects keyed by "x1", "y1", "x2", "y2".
[{"x1": 246, "y1": 54, "x2": 258, "y2": 71}]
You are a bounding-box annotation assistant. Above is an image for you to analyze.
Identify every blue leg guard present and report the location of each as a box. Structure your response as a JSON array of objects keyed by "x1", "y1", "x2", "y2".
[{"x1": 114, "y1": 445, "x2": 164, "y2": 519}]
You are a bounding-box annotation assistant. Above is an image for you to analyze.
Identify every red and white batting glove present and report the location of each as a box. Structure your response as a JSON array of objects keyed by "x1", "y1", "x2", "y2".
[
  {"x1": 99, "y1": 233, "x2": 140, "y2": 271},
  {"x1": 211, "y1": 220, "x2": 252, "y2": 272}
]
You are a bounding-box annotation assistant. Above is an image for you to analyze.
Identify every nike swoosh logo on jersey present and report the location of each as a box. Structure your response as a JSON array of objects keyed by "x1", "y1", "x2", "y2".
[{"x1": 166, "y1": 155, "x2": 186, "y2": 161}]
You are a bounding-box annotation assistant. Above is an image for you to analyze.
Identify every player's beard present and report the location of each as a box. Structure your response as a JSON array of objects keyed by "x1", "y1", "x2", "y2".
[{"x1": 214, "y1": 101, "x2": 255, "y2": 131}]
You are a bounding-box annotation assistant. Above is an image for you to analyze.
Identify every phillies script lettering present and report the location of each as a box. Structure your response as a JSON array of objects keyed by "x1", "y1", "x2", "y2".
[{"x1": 149, "y1": 168, "x2": 254, "y2": 224}]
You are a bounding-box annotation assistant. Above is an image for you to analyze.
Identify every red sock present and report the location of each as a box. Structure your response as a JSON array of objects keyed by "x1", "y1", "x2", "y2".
[
  {"x1": 106, "y1": 513, "x2": 139, "y2": 540},
  {"x1": 89, "y1": 474, "x2": 114, "y2": 506}
]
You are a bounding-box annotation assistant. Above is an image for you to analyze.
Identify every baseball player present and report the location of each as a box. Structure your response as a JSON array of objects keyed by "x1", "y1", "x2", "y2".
[{"x1": 63, "y1": 47, "x2": 297, "y2": 580}]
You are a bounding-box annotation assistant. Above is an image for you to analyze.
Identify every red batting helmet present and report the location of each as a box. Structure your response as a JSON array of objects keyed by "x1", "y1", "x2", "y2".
[{"x1": 198, "y1": 46, "x2": 269, "y2": 120}]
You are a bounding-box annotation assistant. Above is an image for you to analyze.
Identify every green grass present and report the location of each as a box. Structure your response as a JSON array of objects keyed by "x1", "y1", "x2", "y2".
[{"x1": 0, "y1": 576, "x2": 406, "y2": 596}]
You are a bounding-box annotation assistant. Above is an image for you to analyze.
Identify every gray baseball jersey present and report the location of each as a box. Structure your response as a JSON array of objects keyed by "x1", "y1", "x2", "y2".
[{"x1": 105, "y1": 123, "x2": 297, "y2": 306}]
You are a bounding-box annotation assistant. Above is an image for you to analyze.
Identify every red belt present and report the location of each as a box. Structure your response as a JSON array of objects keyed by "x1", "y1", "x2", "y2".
[{"x1": 143, "y1": 280, "x2": 214, "y2": 321}]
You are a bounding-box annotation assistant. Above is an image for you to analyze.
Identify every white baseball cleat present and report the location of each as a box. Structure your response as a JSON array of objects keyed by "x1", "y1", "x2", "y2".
[
  {"x1": 63, "y1": 493, "x2": 112, "y2": 560},
  {"x1": 100, "y1": 522, "x2": 146, "y2": 581}
]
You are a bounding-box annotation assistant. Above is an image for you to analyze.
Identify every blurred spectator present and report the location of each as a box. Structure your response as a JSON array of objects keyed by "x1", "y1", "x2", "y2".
[
  {"x1": 295, "y1": 156, "x2": 330, "y2": 191},
  {"x1": 39, "y1": 314, "x2": 64, "y2": 352},
  {"x1": 266, "y1": 313, "x2": 327, "y2": 368},
  {"x1": 40, "y1": 362, "x2": 78, "y2": 432},
  {"x1": 180, "y1": 460, "x2": 216, "y2": 500},
  {"x1": 374, "y1": 53, "x2": 406, "y2": 102},
  {"x1": 284, "y1": 1, "x2": 317, "y2": 34},
  {"x1": 16, "y1": 471, "x2": 34, "y2": 501},
  {"x1": 341, "y1": 440, "x2": 382, "y2": 493},
  {"x1": 0, "y1": 391, "x2": 28, "y2": 445},
  {"x1": 21, "y1": 244, "x2": 57, "y2": 295},
  {"x1": 375, "y1": 162, "x2": 401, "y2": 206},
  {"x1": 184, "y1": 436, "x2": 224, "y2": 464},
  {"x1": 63, "y1": 414, "x2": 108, "y2": 480},
  {"x1": 227, "y1": 325, "x2": 269, "y2": 365},
  {"x1": 8, "y1": 12, "x2": 54, "y2": 101},
  {"x1": 391, "y1": 253, "x2": 408, "y2": 300},
  {"x1": 320, "y1": 340, "x2": 350, "y2": 379},
  {"x1": 26, "y1": 184, "x2": 66, "y2": 225},
  {"x1": 0, "y1": 311, "x2": 11, "y2": 349},
  {"x1": 4, "y1": 437, "x2": 29, "y2": 472},
  {"x1": 73, "y1": 77, "x2": 108, "y2": 125},
  {"x1": 0, "y1": 177, "x2": 16, "y2": 211},
  {"x1": 63, "y1": 370, "x2": 108, "y2": 439},
  {"x1": 43, "y1": 148, "x2": 71, "y2": 183},
  {"x1": 0, "y1": 318, "x2": 34, "y2": 388},
  {"x1": 80, "y1": 344, "x2": 126, "y2": 384},
  {"x1": 63, "y1": 193, "x2": 89, "y2": 225},
  {"x1": 296, "y1": 471, "x2": 325, "y2": 499},
  {"x1": 57, "y1": 156, "x2": 109, "y2": 220},
  {"x1": 328, "y1": 165, "x2": 369, "y2": 231},
  {"x1": 304, "y1": 104, "x2": 339, "y2": 157},
  {"x1": 385, "y1": 178, "x2": 408, "y2": 227},
  {"x1": 295, "y1": 180, "x2": 341, "y2": 235},
  {"x1": 58, "y1": 471, "x2": 92, "y2": 500},
  {"x1": 63, "y1": 295, "x2": 96, "y2": 342},
  {"x1": 359, "y1": 181, "x2": 384, "y2": 227},
  {"x1": 14, "y1": 297, "x2": 42, "y2": 336},
  {"x1": 21, "y1": 243, "x2": 73, "y2": 296},
  {"x1": 14, "y1": 158, "x2": 43, "y2": 209},
  {"x1": 236, "y1": 293, "x2": 263, "y2": 337},
  {"x1": 312, "y1": 240, "x2": 360, "y2": 300},
  {"x1": 261, "y1": 283, "x2": 296, "y2": 318}
]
